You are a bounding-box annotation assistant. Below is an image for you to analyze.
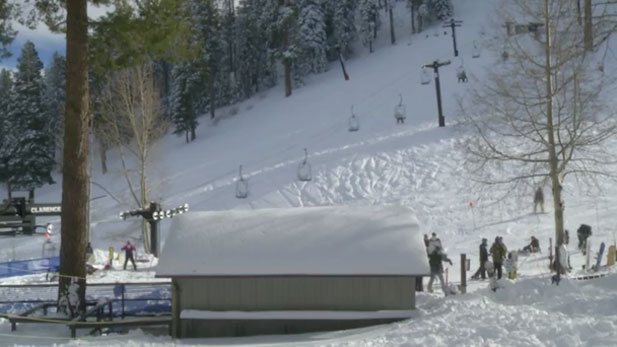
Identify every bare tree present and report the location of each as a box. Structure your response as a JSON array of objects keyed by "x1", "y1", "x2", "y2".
[
  {"x1": 460, "y1": 0, "x2": 617, "y2": 257},
  {"x1": 99, "y1": 64, "x2": 168, "y2": 253}
]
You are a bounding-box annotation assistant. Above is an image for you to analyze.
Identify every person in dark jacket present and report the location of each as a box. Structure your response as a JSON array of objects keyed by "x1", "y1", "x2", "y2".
[
  {"x1": 522, "y1": 236, "x2": 540, "y2": 254},
  {"x1": 577, "y1": 224, "x2": 592, "y2": 254},
  {"x1": 427, "y1": 245, "x2": 453, "y2": 295},
  {"x1": 121, "y1": 240, "x2": 137, "y2": 270},
  {"x1": 471, "y1": 238, "x2": 489, "y2": 280},
  {"x1": 490, "y1": 236, "x2": 507, "y2": 279}
]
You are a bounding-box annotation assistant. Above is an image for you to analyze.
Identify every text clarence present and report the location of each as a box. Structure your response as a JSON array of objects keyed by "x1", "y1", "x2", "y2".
[{"x1": 29, "y1": 206, "x2": 62, "y2": 214}]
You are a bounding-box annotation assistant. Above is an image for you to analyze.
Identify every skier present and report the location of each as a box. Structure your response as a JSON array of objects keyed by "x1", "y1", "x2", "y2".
[
  {"x1": 490, "y1": 236, "x2": 507, "y2": 279},
  {"x1": 522, "y1": 236, "x2": 540, "y2": 254},
  {"x1": 577, "y1": 224, "x2": 592, "y2": 254},
  {"x1": 427, "y1": 244, "x2": 453, "y2": 295},
  {"x1": 471, "y1": 238, "x2": 489, "y2": 280},
  {"x1": 534, "y1": 187, "x2": 544, "y2": 213},
  {"x1": 121, "y1": 240, "x2": 137, "y2": 270}
]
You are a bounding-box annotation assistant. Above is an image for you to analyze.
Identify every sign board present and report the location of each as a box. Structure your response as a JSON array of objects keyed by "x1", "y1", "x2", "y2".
[{"x1": 27, "y1": 204, "x2": 62, "y2": 216}]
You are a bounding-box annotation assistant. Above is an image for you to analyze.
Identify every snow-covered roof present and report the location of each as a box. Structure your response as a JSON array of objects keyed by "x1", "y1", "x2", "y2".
[{"x1": 156, "y1": 205, "x2": 429, "y2": 277}]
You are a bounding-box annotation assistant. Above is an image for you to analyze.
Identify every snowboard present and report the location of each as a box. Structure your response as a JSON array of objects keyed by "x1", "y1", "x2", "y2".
[
  {"x1": 607, "y1": 245, "x2": 616, "y2": 267},
  {"x1": 595, "y1": 242, "x2": 605, "y2": 272}
]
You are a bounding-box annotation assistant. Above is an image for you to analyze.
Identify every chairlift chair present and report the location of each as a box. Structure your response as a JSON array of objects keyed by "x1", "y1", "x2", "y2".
[
  {"x1": 297, "y1": 148, "x2": 312, "y2": 182},
  {"x1": 235, "y1": 165, "x2": 249, "y2": 199},
  {"x1": 394, "y1": 94, "x2": 406, "y2": 124},
  {"x1": 348, "y1": 105, "x2": 360, "y2": 132},
  {"x1": 421, "y1": 67, "x2": 431, "y2": 85}
]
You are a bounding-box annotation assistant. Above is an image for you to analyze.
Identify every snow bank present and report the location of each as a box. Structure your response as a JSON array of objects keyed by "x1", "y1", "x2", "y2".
[{"x1": 156, "y1": 205, "x2": 429, "y2": 276}]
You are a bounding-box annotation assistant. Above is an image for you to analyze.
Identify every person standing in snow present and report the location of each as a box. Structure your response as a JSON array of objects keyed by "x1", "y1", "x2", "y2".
[
  {"x1": 577, "y1": 224, "x2": 592, "y2": 254},
  {"x1": 121, "y1": 240, "x2": 137, "y2": 270},
  {"x1": 427, "y1": 245, "x2": 453, "y2": 295},
  {"x1": 490, "y1": 236, "x2": 507, "y2": 279},
  {"x1": 471, "y1": 238, "x2": 489, "y2": 280},
  {"x1": 534, "y1": 187, "x2": 544, "y2": 213}
]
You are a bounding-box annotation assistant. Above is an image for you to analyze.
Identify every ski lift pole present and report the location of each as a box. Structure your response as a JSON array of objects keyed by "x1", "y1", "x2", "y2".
[
  {"x1": 442, "y1": 19, "x2": 463, "y2": 57},
  {"x1": 336, "y1": 46, "x2": 350, "y2": 81},
  {"x1": 422, "y1": 60, "x2": 450, "y2": 127}
]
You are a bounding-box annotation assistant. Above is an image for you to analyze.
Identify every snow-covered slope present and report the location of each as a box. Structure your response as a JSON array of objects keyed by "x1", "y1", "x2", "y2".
[{"x1": 3, "y1": 0, "x2": 617, "y2": 345}]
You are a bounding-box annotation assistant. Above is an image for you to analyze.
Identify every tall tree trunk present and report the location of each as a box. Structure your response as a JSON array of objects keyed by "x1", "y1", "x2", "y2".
[
  {"x1": 577, "y1": 0, "x2": 582, "y2": 26},
  {"x1": 411, "y1": 4, "x2": 416, "y2": 34},
  {"x1": 543, "y1": 0, "x2": 565, "y2": 258},
  {"x1": 190, "y1": 125, "x2": 196, "y2": 141},
  {"x1": 99, "y1": 142, "x2": 107, "y2": 175},
  {"x1": 283, "y1": 23, "x2": 292, "y2": 97},
  {"x1": 389, "y1": 7, "x2": 396, "y2": 44},
  {"x1": 59, "y1": 0, "x2": 89, "y2": 315},
  {"x1": 209, "y1": 82, "x2": 215, "y2": 120},
  {"x1": 584, "y1": 0, "x2": 592, "y2": 50},
  {"x1": 140, "y1": 152, "x2": 150, "y2": 253}
]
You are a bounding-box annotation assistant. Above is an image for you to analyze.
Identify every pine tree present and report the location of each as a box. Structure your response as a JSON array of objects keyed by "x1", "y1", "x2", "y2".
[
  {"x1": 235, "y1": 0, "x2": 278, "y2": 97},
  {"x1": 6, "y1": 41, "x2": 55, "y2": 190},
  {"x1": 42, "y1": 52, "x2": 66, "y2": 160},
  {"x1": 296, "y1": 0, "x2": 328, "y2": 74},
  {"x1": 170, "y1": 63, "x2": 199, "y2": 143},
  {"x1": 430, "y1": 0, "x2": 452, "y2": 21},
  {"x1": 191, "y1": 0, "x2": 227, "y2": 119},
  {"x1": 332, "y1": 0, "x2": 357, "y2": 58},
  {"x1": 359, "y1": 0, "x2": 379, "y2": 52},
  {"x1": 0, "y1": 69, "x2": 13, "y2": 188}
]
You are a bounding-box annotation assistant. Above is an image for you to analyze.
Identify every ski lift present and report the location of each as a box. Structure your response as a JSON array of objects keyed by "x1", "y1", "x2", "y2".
[
  {"x1": 297, "y1": 148, "x2": 312, "y2": 182},
  {"x1": 471, "y1": 41, "x2": 481, "y2": 58},
  {"x1": 348, "y1": 105, "x2": 360, "y2": 132},
  {"x1": 235, "y1": 165, "x2": 249, "y2": 199},
  {"x1": 421, "y1": 67, "x2": 431, "y2": 85},
  {"x1": 394, "y1": 94, "x2": 406, "y2": 124}
]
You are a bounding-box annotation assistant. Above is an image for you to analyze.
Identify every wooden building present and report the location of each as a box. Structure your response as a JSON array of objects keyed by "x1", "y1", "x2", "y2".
[{"x1": 155, "y1": 205, "x2": 430, "y2": 338}]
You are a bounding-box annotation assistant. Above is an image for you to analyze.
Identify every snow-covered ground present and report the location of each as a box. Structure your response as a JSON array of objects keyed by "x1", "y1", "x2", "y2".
[{"x1": 3, "y1": 0, "x2": 617, "y2": 345}]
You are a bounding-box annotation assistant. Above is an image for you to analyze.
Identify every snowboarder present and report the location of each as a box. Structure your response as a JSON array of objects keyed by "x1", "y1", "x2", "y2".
[
  {"x1": 504, "y1": 252, "x2": 517, "y2": 279},
  {"x1": 522, "y1": 236, "x2": 540, "y2": 254},
  {"x1": 577, "y1": 224, "x2": 592, "y2": 254},
  {"x1": 121, "y1": 240, "x2": 137, "y2": 270},
  {"x1": 471, "y1": 238, "x2": 489, "y2": 280},
  {"x1": 490, "y1": 236, "x2": 507, "y2": 279},
  {"x1": 534, "y1": 187, "x2": 544, "y2": 213},
  {"x1": 427, "y1": 245, "x2": 453, "y2": 295}
]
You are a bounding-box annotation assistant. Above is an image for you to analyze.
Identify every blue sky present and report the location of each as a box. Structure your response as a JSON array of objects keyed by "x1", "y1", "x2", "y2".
[
  {"x1": 1, "y1": 4, "x2": 112, "y2": 71},
  {"x1": 0, "y1": 23, "x2": 65, "y2": 71}
]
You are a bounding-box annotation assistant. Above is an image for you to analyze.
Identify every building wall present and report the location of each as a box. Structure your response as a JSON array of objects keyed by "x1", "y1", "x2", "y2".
[{"x1": 172, "y1": 276, "x2": 416, "y2": 338}]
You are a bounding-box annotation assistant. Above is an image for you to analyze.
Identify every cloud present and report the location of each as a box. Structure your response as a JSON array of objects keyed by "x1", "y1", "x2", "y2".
[{"x1": 1, "y1": 3, "x2": 115, "y2": 69}]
